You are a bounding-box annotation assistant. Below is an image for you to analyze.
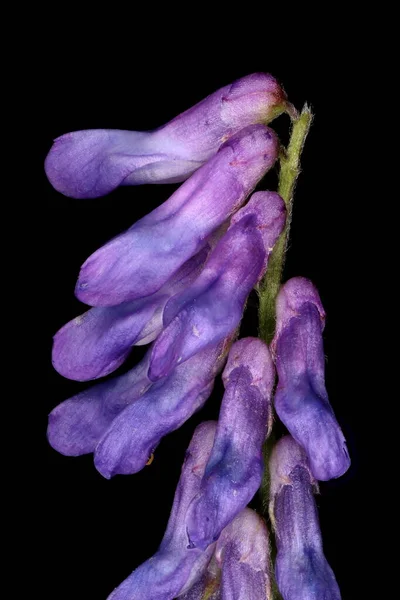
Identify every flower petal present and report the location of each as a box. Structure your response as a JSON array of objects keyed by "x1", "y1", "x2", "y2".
[
  {"x1": 45, "y1": 74, "x2": 286, "y2": 198},
  {"x1": 52, "y1": 247, "x2": 210, "y2": 381},
  {"x1": 149, "y1": 193, "x2": 286, "y2": 381},
  {"x1": 75, "y1": 125, "x2": 279, "y2": 306},
  {"x1": 94, "y1": 339, "x2": 231, "y2": 478},
  {"x1": 106, "y1": 422, "x2": 217, "y2": 600},
  {"x1": 185, "y1": 339, "x2": 274, "y2": 550},
  {"x1": 47, "y1": 352, "x2": 151, "y2": 456},
  {"x1": 272, "y1": 278, "x2": 350, "y2": 481},
  {"x1": 269, "y1": 436, "x2": 342, "y2": 600}
]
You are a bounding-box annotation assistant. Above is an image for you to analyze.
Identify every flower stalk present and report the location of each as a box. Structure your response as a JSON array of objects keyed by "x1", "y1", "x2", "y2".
[
  {"x1": 258, "y1": 104, "x2": 313, "y2": 345},
  {"x1": 258, "y1": 105, "x2": 313, "y2": 600}
]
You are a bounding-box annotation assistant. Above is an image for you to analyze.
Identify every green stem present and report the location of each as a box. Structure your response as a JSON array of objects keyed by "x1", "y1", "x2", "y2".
[
  {"x1": 258, "y1": 105, "x2": 313, "y2": 344},
  {"x1": 258, "y1": 104, "x2": 313, "y2": 600}
]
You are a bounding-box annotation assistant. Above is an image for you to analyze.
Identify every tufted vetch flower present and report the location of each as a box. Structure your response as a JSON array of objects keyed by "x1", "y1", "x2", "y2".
[
  {"x1": 271, "y1": 277, "x2": 350, "y2": 481},
  {"x1": 45, "y1": 73, "x2": 287, "y2": 198},
  {"x1": 269, "y1": 436, "x2": 342, "y2": 600},
  {"x1": 148, "y1": 191, "x2": 286, "y2": 381},
  {"x1": 185, "y1": 337, "x2": 275, "y2": 551},
  {"x1": 74, "y1": 125, "x2": 279, "y2": 307}
]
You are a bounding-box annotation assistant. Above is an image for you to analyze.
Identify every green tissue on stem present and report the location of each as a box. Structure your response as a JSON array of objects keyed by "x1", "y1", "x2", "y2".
[
  {"x1": 258, "y1": 104, "x2": 313, "y2": 345},
  {"x1": 258, "y1": 104, "x2": 313, "y2": 600}
]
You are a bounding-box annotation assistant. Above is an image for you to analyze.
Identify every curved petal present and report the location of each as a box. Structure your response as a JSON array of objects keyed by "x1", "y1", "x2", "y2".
[
  {"x1": 47, "y1": 352, "x2": 151, "y2": 456},
  {"x1": 106, "y1": 422, "x2": 217, "y2": 600},
  {"x1": 272, "y1": 281, "x2": 350, "y2": 481},
  {"x1": 94, "y1": 339, "x2": 231, "y2": 478},
  {"x1": 270, "y1": 436, "x2": 341, "y2": 600},
  {"x1": 45, "y1": 74, "x2": 286, "y2": 199},
  {"x1": 52, "y1": 246, "x2": 210, "y2": 381},
  {"x1": 75, "y1": 125, "x2": 278, "y2": 306},
  {"x1": 186, "y1": 339, "x2": 274, "y2": 550}
]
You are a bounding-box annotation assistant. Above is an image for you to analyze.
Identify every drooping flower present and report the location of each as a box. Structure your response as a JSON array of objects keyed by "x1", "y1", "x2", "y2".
[
  {"x1": 45, "y1": 73, "x2": 287, "y2": 198},
  {"x1": 75, "y1": 125, "x2": 279, "y2": 307},
  {"x1": 269, "y1": 435, "x2": 342, "y2": 600},
  {"x1": 185, "y1": 338, "x2": 275, "y2": 550},
  {"x1": 106, "y1": 421, "x2": 218, "y2": 600},
  {"x1": 181, "y1": 508, "x2": 272, "y2": 600},
  {"x1": 48, "y1": 335, "x2": 232, "y2": 476},
  {"x1": 149, "y1": 192, "x2": 286, "y2": 381},
  {"x1": 47, "y1": 351, "x2": 152, "y2": 456},
  {"x1": 52, "y1": 245, "x2": 210, "y2": 381},
  {"x1": 271, "y1": 277, "x2": 350, "y2": 481},
  {"x1": 94, "y1": 337, "x2": 231, "y2": 478}
]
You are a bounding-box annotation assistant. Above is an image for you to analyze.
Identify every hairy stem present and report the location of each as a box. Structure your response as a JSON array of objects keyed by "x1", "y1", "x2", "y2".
[
  {"x1": 258, "y1": 105, "x2": 313, "y2": 344},
  {"x1": 258, "y1": 104, "x2": 313, "y2": 600}
]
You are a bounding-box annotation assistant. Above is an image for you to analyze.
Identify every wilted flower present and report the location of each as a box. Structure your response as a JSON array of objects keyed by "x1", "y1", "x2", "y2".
[
  {"x1": 185, "y1": 338, "x2": 275, "y2": 550},
  {"x1": 149, "y1": 192, "x2": 286, "y2": 381},
  {"x1": 74, "y1": 125, "x2": 279, "y2": 306},
  {"x1": 48, "y1": 337, "x2": 232, "y2": 477},
  {"x1": 271, "y1": 277, "x2": 350, "y2": 481},
  {"x1": 45, "y1": 73, "x2": 287, "y2": 198},
  {"x1": 269, "y1": 435, "x2": 342, "y2": 600}
]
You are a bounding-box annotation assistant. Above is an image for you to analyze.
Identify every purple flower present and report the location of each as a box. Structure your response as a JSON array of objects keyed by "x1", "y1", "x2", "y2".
[
  {"x1": 75, "y1": 125, "x2": 279, "y2": 307},
  {"x1": 271, "y1": 277, "x2": 350, "y2": 481},
  {"x1": 94, "y1": 338, "x2": 231, "y2": 478},
  {"x1": 149, "y1": 192, "x2": 286, "y2": 381},
  {"x1": 52, "y1": 246, "x2": 210, "y2": 381},
  {"x1": 106, "y1": 421, "x2": 218, "y2": 600},
  {"x1": 185, "y1": 338, "x2": 275, "y2": 551},
  {"x1": 48, "y1": 333, "x2": 231, "y2": 476},
  {"x1": 45, "y1": 73, "x2": 287, "y2": 198},
  {"x1": 47, "y1": 351, "x2": 152, "y2": 456},
  {"x1": 181, "y1": 508, "x2": 272, "y2": 600},
  {"x1": 269, "y1": 436, "x2": 341, "y2": 600}
]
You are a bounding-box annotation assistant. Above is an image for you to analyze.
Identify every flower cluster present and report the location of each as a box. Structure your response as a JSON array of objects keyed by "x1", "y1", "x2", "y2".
[{"x1": 46, "y1": 74, "x2": 349, "y2": 599}]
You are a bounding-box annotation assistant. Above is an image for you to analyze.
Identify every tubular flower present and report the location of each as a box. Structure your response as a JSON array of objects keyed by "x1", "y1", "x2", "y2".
[
  {"x1": 75, "y1": 125, "x2": 279, "y2": 307},
  {"x1": 47, "y1": 351, "x2": 152, "y2": 456},
  {"x1": 269, "y1": 436, "x2": 341, "y2": 600},
  {"x1": 271, "y1": 277, "x2": 350, "y2": 481},
  {"x1": 94, "y1": 337, "x2": 231, "y2": 478},
  {"x1": 48, "y1": 333, "x2": 232, "y2": 476},
  {"x1": 44, "y1": 73, "x2": 287, "y2": 198},
  {"x1": 181, "y1": 508, "x2": 272, "y2": 600},
  {"x1": 149, "y1": 192, "x2": 286, "y2": 381},
  {"x1": 185, "y1": 338, "x2": 275, "y2": 550},
  {"x1": 106, "y1": 422, "x2": 218, "y2": 600},
  {"x1": 52, "y1": 246, "x2": 210, "y2": 381}
]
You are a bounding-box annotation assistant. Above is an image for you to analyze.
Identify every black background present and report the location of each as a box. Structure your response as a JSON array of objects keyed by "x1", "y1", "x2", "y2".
[{"x1": 32, "y1": 28, "x2": 368, "y2": 600}]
